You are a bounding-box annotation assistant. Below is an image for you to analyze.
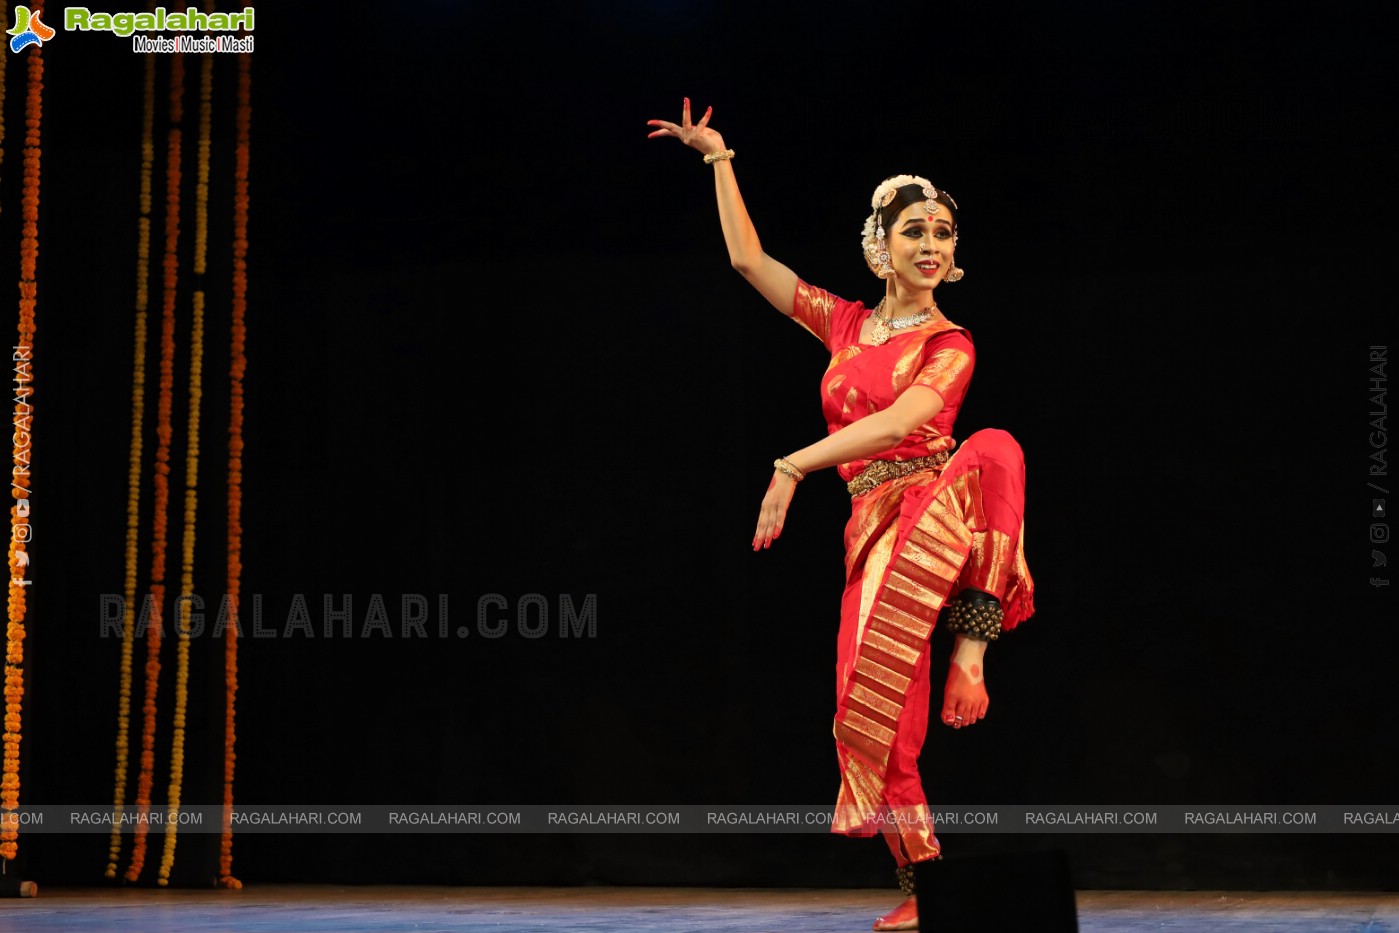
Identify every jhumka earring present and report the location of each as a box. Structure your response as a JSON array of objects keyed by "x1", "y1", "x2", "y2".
[
  {"x1": 873, "y1": 189, "x2": 895, "y2": 279},
  {"x1": 944, "y1": 230, "x2": 964, "y2": 282}
]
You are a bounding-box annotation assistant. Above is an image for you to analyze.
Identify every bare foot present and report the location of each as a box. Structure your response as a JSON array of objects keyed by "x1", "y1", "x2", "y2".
[
  {"x1": 940, "y1": 634, "x2": 989, "y2": 728},
  {"x1": 873, "y1": 894, "x2": 918, "y2": 930}
]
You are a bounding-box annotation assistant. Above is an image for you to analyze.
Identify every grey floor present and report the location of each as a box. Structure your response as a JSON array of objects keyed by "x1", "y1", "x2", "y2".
[{"x1": 1, "y1": 885, "x2": 1397, "y2": 932}]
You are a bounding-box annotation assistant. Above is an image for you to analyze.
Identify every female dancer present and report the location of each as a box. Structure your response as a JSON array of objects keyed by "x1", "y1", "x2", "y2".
[{"x1": 646, "y1": 99, "x2": 1035, "y2": 932}]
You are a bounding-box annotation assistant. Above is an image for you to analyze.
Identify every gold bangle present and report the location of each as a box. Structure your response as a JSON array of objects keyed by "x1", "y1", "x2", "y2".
[
  {"x1": 773, "y1": 457, "x2": 806, "y2": 481},
  {"x1": 703, "y1": 148, "x2": 735, "y2": 165}
]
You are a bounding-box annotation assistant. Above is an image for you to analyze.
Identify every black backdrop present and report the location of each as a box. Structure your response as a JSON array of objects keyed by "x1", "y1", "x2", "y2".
[{"x1": 6, "y1": 0, "x2": 1394, "y2": 890}]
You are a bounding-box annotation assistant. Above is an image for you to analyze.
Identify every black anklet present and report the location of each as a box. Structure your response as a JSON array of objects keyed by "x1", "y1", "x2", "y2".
[
  {"x1": 941, "y1": 589, "x2": 1004, "y2": 641},
  {"x1": 896, "y1": 854, "x2": 943, "y2": 897},
  {"x1": 896, "y1": 864, "x2": 916, "y2": 897}
]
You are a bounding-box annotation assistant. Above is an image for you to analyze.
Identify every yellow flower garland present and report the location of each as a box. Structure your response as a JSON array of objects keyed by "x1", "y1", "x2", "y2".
[
  {"x1": 106, "y1": 47, "x2": 157, "y2": 882},
  {"x1": 157, "y1": 42, "x2": 214, "y2": 885}
]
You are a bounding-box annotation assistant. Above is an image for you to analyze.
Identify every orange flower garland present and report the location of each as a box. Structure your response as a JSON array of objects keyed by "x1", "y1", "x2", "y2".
[
  {"x1": 157, "y1": 42, "x2": 214, "y2": 886},
  {"x1": 106, "y1": 48, "x2": 158, "y2": 881},
  {"x1": 219, "y1": 46, "x2": 251, "y2": 891},
  {"x1": 4, "y1": 6, "x2": 43, "y2": 863},
  {"x1": 0, "y1": 0, "x2": 9, "y2": 860},
  {"x1": 126, "y1": 51, "x2": 185, "y2": 884}
]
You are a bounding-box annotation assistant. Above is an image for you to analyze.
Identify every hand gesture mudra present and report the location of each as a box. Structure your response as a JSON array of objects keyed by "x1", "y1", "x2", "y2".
[{"x1": 646, "y1": 97, "x2": 726, "y2": 158}]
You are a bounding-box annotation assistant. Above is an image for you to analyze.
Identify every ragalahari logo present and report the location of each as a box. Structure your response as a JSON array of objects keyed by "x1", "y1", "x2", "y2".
[{"x1": 8, "y1": 6, "x2": 56, "y2": 52}]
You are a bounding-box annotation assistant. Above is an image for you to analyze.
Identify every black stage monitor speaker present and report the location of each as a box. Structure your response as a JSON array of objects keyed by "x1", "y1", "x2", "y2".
[{"x1": 915, "y1": 848, "x2": 1078, "y2": 932}]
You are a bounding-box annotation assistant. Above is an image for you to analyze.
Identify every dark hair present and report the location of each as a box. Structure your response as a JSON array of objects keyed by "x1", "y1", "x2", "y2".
[{"x1": 877, "y1": 183, "x2": 958, "y2": 234}]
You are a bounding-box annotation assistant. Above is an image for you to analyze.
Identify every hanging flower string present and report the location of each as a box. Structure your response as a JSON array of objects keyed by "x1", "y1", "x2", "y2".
[
  {"x1": 4, "y1": 4, "x2": 43, "y2": 864},
  {"x1": 127, "y1": 50, "x2": 185, "y2": 884},
  {"x1": 158, "y1": 40, "x2": 214, "y2": 886},
  {"x1": 0, "y1": 0, "x2": 9, "y2": 858},
  {"x1": 106, "y1": 47, "x2": 158, "y2": 881},
  {"x1": 219, "y1": 44, "x2": 251, "y2": 891}
]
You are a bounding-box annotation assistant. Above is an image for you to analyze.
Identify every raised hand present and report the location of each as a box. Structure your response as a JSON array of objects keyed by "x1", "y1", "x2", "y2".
[{"x1": 646, "y1": 97, "x2": 726, "y2": 157}]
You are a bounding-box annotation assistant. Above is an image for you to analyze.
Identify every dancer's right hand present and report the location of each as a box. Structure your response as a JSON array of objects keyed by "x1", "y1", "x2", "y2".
[{"x1": 646, "y1": 97, "x2": 727, "y2": 158}]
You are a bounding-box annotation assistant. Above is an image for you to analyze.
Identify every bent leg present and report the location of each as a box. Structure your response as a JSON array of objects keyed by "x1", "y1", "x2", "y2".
[
  {"x1": 936, "y1": 428, "x2": 1034, "y2": 727},
  {"x1": 949, "y1": 429, "x2": 1026, "y2": 597}
]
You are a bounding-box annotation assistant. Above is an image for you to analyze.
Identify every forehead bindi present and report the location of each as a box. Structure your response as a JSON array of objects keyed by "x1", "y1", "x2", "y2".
[{"x1": 899, "y1": 215, "x2": 954, "y2": 230}]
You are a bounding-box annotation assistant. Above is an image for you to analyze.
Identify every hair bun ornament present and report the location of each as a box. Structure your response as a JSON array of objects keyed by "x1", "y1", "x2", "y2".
[{"x1": 869, "y1": 174, "x2": 934, "y2": 210}]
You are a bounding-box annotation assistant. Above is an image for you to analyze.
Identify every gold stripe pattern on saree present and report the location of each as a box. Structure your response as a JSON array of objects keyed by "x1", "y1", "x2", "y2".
[{"x1": 835, "y1": 470, "x2": 981, "y2": 776}]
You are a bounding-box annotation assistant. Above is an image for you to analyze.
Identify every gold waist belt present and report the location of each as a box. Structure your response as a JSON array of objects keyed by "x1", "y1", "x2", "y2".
[{"x1": 847, "y1": 451, "x2": 952, "y2": 498}]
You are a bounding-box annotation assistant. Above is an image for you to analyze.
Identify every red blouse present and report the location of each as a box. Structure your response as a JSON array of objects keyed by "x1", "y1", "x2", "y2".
[{"x1": 791, "y1": 279, "x2": 975, "y2": 483}]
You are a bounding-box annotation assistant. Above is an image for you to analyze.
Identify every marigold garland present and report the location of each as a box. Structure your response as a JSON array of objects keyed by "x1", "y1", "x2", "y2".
[
  {"x1": 106, "y1": 47, "x2": 158, "y2": 882},
  {"x1": 0, "y1": 0, "x2": 9, "y2": 859},
  {"x1": 157, "y1": 41, "x2": 214, "y2": 886},
  {"x1": 3, "y1": 10, "x2": 43, "y2": 864},
  {"x1": 219, "y1": 46, "x2": 251, "y2": 891},
  {"x1": 126, "y1": 50, "x2": 185, "y2": 884}
]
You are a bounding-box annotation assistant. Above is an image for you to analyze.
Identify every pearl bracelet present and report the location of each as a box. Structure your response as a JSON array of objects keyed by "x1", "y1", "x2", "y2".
[{"x1": 703, "y1": 148, "x2": 735, "y2": 165}]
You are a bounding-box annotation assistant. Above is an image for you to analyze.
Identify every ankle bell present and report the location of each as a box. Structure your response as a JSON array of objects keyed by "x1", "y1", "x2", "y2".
[
  {"x1": 941, "y1": 589, "x2": 1004, "y2": 641},
  {"x1": 896, "y1": 864, "x2": 916, "y2": 897}
]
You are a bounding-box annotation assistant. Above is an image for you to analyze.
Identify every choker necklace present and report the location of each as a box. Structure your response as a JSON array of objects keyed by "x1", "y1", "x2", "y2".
[{"x1": 868, "y1": 298, "x2": 937, "y2": 346}]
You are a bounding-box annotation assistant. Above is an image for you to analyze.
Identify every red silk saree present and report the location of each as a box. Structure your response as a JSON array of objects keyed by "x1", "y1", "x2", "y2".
[{"x1": 791, "y1": 280, "x2": 1035, "y2": 866}]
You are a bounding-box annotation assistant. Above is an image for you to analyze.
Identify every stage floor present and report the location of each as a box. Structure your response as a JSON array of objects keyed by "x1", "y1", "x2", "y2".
[{"x1": 3, "y1": 885, "x2": 1398, "y2": 931}]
